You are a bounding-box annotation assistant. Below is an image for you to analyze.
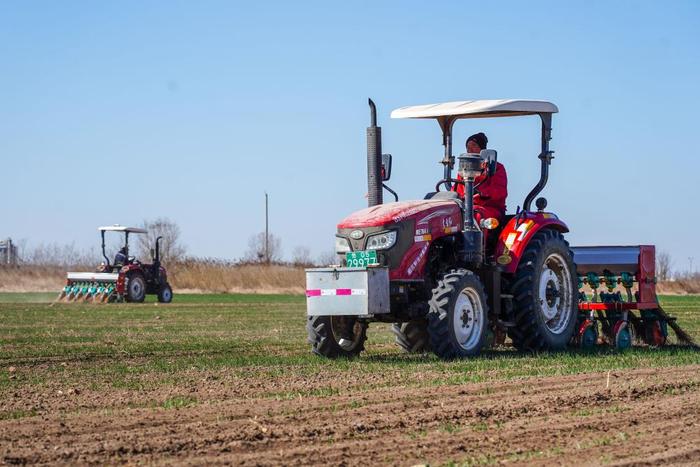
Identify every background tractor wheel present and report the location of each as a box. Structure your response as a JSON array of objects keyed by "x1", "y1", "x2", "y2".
[
  {"x1": 158, "y1": 283, "x2": 173, "y2": 303},
  {"x1": 427, "y1": 269, "x2": 489, "y2": 359},
  {"x1": 125, "y1": 273, "x2": 146, "y2": 303},
  {"x1": 392, "y1": 319, "x2": 431, "y2": 353},
  {"x1": 307, "y1": 315, "x2": 367, "y2": 359},
  {"x1": 508, "y1": 229, "x2": 578, "y2": 351}
]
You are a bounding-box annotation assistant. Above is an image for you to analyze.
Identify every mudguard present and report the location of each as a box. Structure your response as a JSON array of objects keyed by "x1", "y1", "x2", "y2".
[
  {"x1": 117, "y1": 264, "x2": 143, "y2": 294},
  {"x1": 495, "y1": 212, "x2": 569, "y2": 274}
]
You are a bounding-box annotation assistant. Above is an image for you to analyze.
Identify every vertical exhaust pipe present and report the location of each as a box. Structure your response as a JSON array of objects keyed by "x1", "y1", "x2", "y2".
[{"x1": 367, "y1": 98, "x2": 383, "y2": 207}]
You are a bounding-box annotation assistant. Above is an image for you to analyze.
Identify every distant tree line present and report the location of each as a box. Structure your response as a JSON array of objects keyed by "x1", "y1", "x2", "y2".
[{"x1": 6, "y1": 219, "x2": 337, "y2": 268}]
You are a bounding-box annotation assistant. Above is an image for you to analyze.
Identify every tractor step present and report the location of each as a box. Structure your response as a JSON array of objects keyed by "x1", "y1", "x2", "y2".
[{"x1": 497, "y1": 319, "x2": 515, "y2": 328}]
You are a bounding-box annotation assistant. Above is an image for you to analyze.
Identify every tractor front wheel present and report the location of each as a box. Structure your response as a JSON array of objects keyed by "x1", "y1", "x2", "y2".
[
  {"x1": 427, "y1": 269, "x2": 489, "y2": 359},
  {"x1": 392, "y1": 319, "x2": 431, "y2": 353},
  {"x1": 125, "y1": 273, "x2": 146, "y2": 303},
  {"x1": 307, "y1": 315, "x2": 367, "y2": 359},
  {"x1": 158, "y1": 283, "x2": 173, "y2": 303},
  {"x1": 508, "y1": 229, "x2": 578, "y2": 351}
]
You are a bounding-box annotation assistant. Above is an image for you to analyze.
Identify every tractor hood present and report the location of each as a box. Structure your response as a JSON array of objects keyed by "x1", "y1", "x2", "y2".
[{"x1": 338, "y1": 200, "x2": 460, "y2": 229}]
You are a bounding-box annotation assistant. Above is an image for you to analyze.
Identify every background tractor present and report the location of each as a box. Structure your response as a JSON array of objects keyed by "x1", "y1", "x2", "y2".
[
  {"x1": 57, "y1": 225, "x2": 173, "y2": 303},
  {"x1": 305, "y1": 99, "x2": 689, "y2": 359}
]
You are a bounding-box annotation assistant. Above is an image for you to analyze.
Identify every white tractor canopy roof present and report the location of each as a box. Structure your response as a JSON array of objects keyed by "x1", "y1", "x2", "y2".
[
  {"x1": 391, "y1": 99, "x2": 558, "y2": 120},
  {"x1": 98, "y1": 225, "x2": 148, "y2": 234}
]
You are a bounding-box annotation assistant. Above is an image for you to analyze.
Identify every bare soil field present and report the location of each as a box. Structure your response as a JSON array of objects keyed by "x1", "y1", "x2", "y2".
[{"x1": 1, "y1": 294, "x2": 699, "y2": 465}]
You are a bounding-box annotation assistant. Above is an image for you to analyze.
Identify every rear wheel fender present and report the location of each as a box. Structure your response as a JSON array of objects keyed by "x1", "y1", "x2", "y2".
[{"x1": 496, "y1": 214, "x2": 569, "y2": 274}]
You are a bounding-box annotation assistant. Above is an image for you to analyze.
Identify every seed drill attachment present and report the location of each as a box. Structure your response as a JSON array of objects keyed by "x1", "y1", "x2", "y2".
[{"x1": 573, "y1": 245, "x2": 697, "y2": 349}]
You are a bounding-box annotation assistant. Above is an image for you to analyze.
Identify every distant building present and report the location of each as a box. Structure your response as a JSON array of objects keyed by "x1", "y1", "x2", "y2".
[{"x1": 0, "y1": 238, "x2": 18, "y2": 265}]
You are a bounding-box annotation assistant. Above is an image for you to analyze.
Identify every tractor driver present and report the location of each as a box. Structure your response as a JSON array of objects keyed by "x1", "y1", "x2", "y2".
[
  {"x1": 452, "y1": 132, "x2": 508, "y2": 224},
  {"x1": 114, "y1": 247, "x2": 128, "y2": 267}
]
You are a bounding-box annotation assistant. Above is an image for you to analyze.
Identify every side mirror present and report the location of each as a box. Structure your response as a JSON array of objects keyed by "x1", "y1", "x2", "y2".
[
  {"x1": 479, "y1": 149, "x2": 498, "y2": 177},
  {"x1": 381, "y1": 153, "x2": 392, "y2": 181}
]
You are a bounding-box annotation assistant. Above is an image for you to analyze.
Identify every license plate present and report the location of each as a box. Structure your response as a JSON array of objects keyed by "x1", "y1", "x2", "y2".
[{"x1": 345, "y1": 250, "x2": 378, "y2": 268}]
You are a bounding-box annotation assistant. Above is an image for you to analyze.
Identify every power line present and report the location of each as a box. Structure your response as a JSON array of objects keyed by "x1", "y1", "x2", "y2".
[{"x1": 265, "y1": 192, "x2": 269, "y2": 265}]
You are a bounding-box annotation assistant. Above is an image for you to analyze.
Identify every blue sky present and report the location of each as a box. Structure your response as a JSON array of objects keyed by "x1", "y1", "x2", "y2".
[{"x1": 1, "y1": 1, "x2": 699, "y2": 271}]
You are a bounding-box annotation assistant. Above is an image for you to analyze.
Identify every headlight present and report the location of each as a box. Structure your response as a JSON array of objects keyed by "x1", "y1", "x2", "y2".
[
  {"x1": 366, "y1": 231, "x2": 397, "y2": 250},
  {"x1": 335, "y1": 236, "x2": 351, "y2": 253}
]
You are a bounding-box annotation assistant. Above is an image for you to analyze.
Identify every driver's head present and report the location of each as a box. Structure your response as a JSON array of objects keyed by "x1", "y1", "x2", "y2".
[{"x1": 466, "y1": 132, "x2": 488, "y2": 154}]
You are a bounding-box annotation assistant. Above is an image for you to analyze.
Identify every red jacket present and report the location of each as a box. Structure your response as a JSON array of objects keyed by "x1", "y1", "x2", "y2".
[{"x1": 453, "y1": 162, "x2": 508, "y2": 220}]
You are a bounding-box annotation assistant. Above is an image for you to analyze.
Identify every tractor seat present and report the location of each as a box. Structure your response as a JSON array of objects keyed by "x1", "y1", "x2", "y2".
[
  {"x1": 425, "y1": 191, "x2": 460, "y2": 201},
  {"x1": 114, "y1": 253, "x2": 127, "y2": 267}
]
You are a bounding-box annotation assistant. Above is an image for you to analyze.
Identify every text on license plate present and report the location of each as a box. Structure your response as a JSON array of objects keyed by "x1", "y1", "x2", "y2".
[{"x1": 345, "y1": 250, "x2": 378, "y2": 268}]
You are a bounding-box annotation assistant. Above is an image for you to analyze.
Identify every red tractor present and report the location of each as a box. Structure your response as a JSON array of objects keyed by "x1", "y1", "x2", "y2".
[
  {"x1": 58, "y1": 225, "x2": 173, "y2": 303},
  {"x1": 306, "y1": 99, "x2": 679, "y2": 359}
]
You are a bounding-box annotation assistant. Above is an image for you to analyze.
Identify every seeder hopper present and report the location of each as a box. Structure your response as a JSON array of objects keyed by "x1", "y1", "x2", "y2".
[{"x1": 57, "y1": 225, "x2": 173, "y2": 304}]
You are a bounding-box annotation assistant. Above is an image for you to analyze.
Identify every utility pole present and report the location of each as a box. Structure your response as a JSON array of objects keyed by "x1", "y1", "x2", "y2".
[
  {"x1": 265, "y1": 192, "x2": 269, "y2": 264},
  {"x1": 689, "y1": 256, "x2": 694, "y2": 275}
]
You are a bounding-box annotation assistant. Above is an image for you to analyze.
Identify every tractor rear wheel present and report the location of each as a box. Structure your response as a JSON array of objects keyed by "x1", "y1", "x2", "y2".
[
  {"x1": 125, "y1": 273, "x2": 146, "y2": 303},
  {"x1": 392, "y1": 319, "x2": 431, "y2": 353},
  {"x1": 307, "y1": 315, "x2": 367, "y2": 359},
  {"x1": 508, "y1": 229, "x2": 577, "y2": 351},
  {"x1": 427, "y1": 269, "x2": 489, "y2": 359},
  {"x1": 158, "y1": 283, "x2": 173, "y2": 303}
]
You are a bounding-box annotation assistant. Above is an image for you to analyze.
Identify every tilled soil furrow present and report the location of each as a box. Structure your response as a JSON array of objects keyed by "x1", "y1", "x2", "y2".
[
  {"x1": 2, "y1": 365, "x2": 699, "y2": 465},
  {"x1": 0, "y1": 367, "x2": 622, "y2": 434},
  {"x1": 553, "y1": 394, "x2": 700, "y2": 467},
  {"x1": 226, "y1": 372, "x2": 700, "y2": 465},
  {"x1": 0, "y1": 366, "x2": 682, "y2": 444}
]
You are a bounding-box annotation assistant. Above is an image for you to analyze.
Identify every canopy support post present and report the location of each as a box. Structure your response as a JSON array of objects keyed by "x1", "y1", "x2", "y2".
[
  {"x1": 438, "y1": 117, "x2": 456, "y2": 188},
  {"x1": 523, "y1": 113, "x2": 554, "y2": 212},
  {"x1": 101, "y1": 230, "x2": 110, "y2": 268}
]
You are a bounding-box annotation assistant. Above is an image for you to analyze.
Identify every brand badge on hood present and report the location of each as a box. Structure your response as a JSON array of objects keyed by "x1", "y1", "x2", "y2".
[{"x1": 350, "y1": 230, "x2": 365, "y2": 240}]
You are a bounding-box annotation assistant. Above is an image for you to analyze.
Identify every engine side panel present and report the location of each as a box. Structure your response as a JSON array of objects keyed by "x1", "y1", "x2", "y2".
[{"x1": 391, "y1": 204, "x2": 463, "y2": 280}]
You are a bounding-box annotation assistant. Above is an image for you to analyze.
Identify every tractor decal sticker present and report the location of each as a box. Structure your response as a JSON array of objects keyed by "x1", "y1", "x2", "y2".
[
  {"x1": 306, "y1": 288, "x2": 367, "y2": 298},
  {"x1": 504, "y1": 232, "x2": 517, "y2": 249},
  {"x1": 415, "y1": 227, "x2": 429, "y2": 236},
  {"x1": 516, "y1": 220, "x2": 534, "y2": 241},
  {"x1": 497, "y1": 254, "x2": 512, "y2": 265},
  {"x1": 414, "y1": 234, "x2": 432, "y2": 242},
  {"x1": 497, "y1": 244, "x2": 513, "y2": 265},
  {"x1": 443, "y1": 226, "x2": 459, "y2": 234},
  {"x1": 416, "y1": 209, "x2": 453, "y2": 225},
  {"x1": 392, "y1": 206, "x2": 429, "y2": 223},
  {"x1": 407, "y1": 243, "x2": 430, "y2": 275}
]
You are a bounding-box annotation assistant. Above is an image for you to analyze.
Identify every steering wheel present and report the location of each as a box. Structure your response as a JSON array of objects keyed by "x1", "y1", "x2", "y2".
[{"x1": 435, "y1": 178, "x2": 464, "y2": 192}]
